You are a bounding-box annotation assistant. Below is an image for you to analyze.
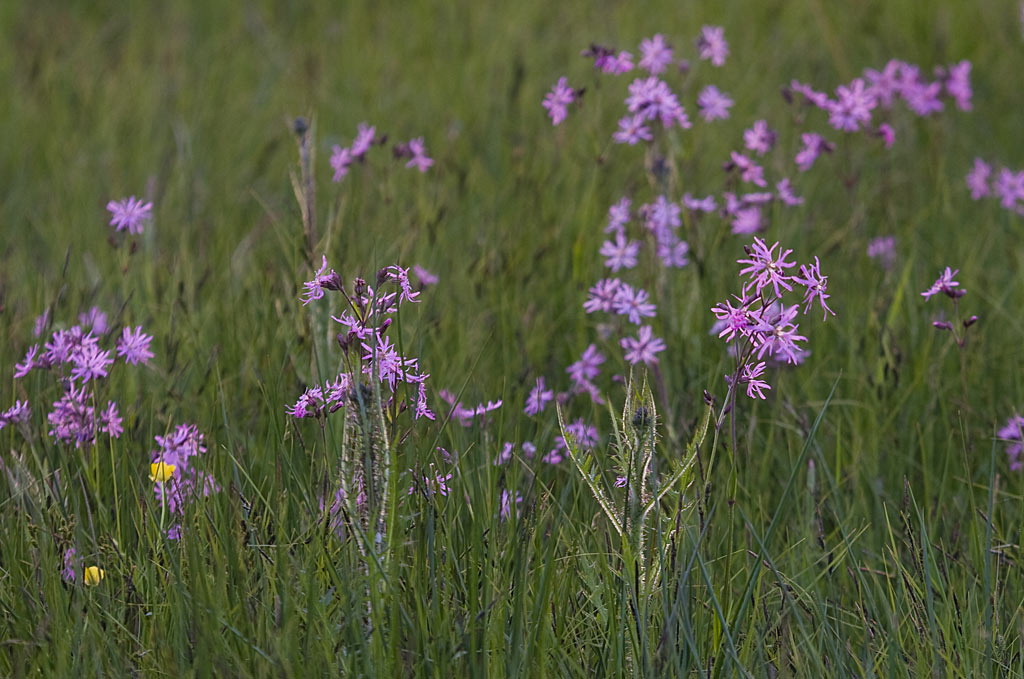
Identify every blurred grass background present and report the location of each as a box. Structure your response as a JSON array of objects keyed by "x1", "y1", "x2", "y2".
[{"x1": 2, "y1": 0, "x2": 1024, "y2": 676}]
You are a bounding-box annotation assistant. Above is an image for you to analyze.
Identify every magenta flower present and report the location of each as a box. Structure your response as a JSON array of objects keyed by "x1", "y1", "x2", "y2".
[
  {"x1": 625, "y1": 77, "x2": 691, "y2": 129},
  {"x1": 99, "y1": 401, "x2": 123, "y2": 437},
  {"x1": 731, "y1": 207, "x2": 762, "y2": 235},
  {"x1": 750, "y1": 304, "x2": 807, "y2": 364},
  {"x1": 944, "y1": 60, "x2": 972, "y2": 111},
  {"x1": 107, "y1": 196, "x2": 152, "y2": 235},
  {"x1": 403, "y1": 137, "x2": 434, "y2": 172},
  {"x1": 599, "y1": 233, "x2": 640, "y2": 271},
  {"x1": 656, "y1": 235, "x2": 689, "y2": 268},
  {"x1": 795, "y1": 133, "x2": 833, "y2": 172},
  {"x1": 638, "y1": 34, "x2": 674, "y2": 75},
  {"x1": 499, "y1": 489, "x2": 523, "y2": 521},
  {"x1": 79, "y1": 307, "x2": 109, "y2": 335},
  {"x1": 876, "y1": 123, "x2": 896, "y2": 148},
  {"x1": 33, "y1": 310, "x2": 50, "y2": 338},
  {"x1": 1, "y1": 400, "x2": 31, "y2": 427},
  {"x1": 361, "y1": 333, "x2": 423, "y2": 389},
  {"x1": 730, "y1": 152, "x2": 767, "y2": 187},
  {"x1": 965, "y1": 159, "x2": 992, "y2": 200},
  {"x1": 921, "y1": 267, "x2": 963, "y2": 300},
  {"x1": 697, "y1": 85, "x2": 734, "y2": 121},
  {"x1": 682, "y1": 193, "x2": 717, "y2": 213},
  {"x1": 994, "y1": 168, "x2": 1024, "y2": 209},
  {"x1": 620, "y1": 326, "x2": 666, "y2": 365},
  {"x1": 116, "y1": 326, "x2": 154, "y2": 365},
  {"x1": 605, "y1": 197, "x2": 632, "y2": 234},
  {"x1": 543, "y1": 77, "x2": 577, "y2": 125},
  {"x1": 738, "y1": 238, "x2": 796, "y2": 298},
  {"x1": 789, "y1": 80, "x2": 830, "y2": 109},
  {"x1": 524, "y1": 376, "x2": 554, "y2": 415},
  {"x1": 583, "y1": 278, "x2": 623, "y2": 314},
  {"x1": 998, "y1": 415, "x2": 1024, "y2": 471},
  {"x1": 792, "y1": 257, "x2": 834, "y2": 319},
  {"x1": 300, "y1": 256, "x2": 341, "y2": 305},
  {"x1": 287, "y1": 386, "x2": 325, "y2": 419},
  {"x1": 412, "y1": 264, "x2": 439, "y2": 286},
  {"x1": 711, "y1": 296, "x2": 753, "y2": 342},
  {"x1": 612, "y1": 115, "x2": 653, "y2": 145},
  {"x1": 867, "y1": 236, "x2": 897, "y2": 269},
  {"x1": 776, "y1": 178, "x2": 804, "y2": 206},
  {"x1": 738, "y1": 361, "x2": 772, "y2": 399},
  {"x1": 386, "y1": 265, "x2": 421, "y2": 304},
  {"x1": 696, "y1": 26, "x2": 729, "y2": 66},
  {"x1": 350, "y1": 122, "x2": 376, "y2": 158},
  {"x1": 643, "y1": 195, "x2": 682, "y2": 231},
  {"x1": 613, "y1": 284, "x2": 657, "y2": 324},
  {"x1": 743, "y1": 120, "x2": 776, "y2": 155},
  {"x1": 14, "y1": 345, "x2": 38, "y2": 378},
  {"x1": 827, "y1": 78, "x2": 876, "y2": 132},
  {"x1": 70, "y1": 343, "x2": 113, "y2": 383},
  {"x1": 330, "y1": 145, "x2": 353, "y2": 182},
  {"x1": 567, "y1": 344, "x2": 605, "y2": 385},
  {"x1": 584, "y1": 44, "x2": 634, "y2": 74},
  {"x1": 414, "y1": 382, "x2": 436, "y2": 421},
  {"x1": 900, "y1": 66, "x2": 944, "y2": 117},
  {"x1": 557, "y1": 418, "x2": 600, "y2": 451},
  {"x1": 864, "y1": 60, "x2": 903, "y2": 108}
]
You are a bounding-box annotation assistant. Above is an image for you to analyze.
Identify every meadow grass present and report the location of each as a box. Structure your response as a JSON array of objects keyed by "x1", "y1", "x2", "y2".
[{"x1": 2, "y1": 0, "x2": 1024, "y2": 676}]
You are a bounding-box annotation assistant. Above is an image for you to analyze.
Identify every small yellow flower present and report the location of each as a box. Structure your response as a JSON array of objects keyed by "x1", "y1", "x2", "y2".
[
  {"x1": 84, "y1": 566, "x2": 105, "y2": 586},
  {"x1": 149, "y1": 461, "x2": 176, "y2": 483}
]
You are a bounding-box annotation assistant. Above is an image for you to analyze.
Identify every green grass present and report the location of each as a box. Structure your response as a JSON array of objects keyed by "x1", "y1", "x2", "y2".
[{"x1": 2, "y1": 0, "x2": 1024, "y2": 676}]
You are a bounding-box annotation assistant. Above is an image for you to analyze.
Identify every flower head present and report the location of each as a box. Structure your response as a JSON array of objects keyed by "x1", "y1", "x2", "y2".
[
  {"x1": 921, "y1": 267, "x2": 963, "y2": 300},
  {"x1": 117, "y1": 326, "x2": 154, "y2": 365},
  {"x1": 107, "y1": 197, "x2": 153, "y2": 235},
  {"x1": 737, "y1": 238, "x2": 796, "y2": 298},
  {"x1": 150, "y1": 461, "x2": 177, "y2": 483},
  {"x1": 620, "y1": 326, "x2": 666, "y2": 365},
  {"x1": 638, "y1": 34, "x2": 674, "y2": 75},
  {"x1": 84, "y1": 566, "x2": 105, "y2": 586},
  {"x1": 697, "y1": 85, "x2": 734, "y2": 121},
  {"x1": 696, "y1": 26, "x2": 729, "y2": 66},
  {"x1": 524, "y1": 377, "x2": 554, "y2": 416},
  {"x1": 543, "y1": 77, "x2": 577, "y2": 125}
]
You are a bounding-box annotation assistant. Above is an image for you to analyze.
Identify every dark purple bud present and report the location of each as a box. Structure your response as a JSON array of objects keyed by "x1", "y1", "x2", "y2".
[
  {"x1": 378, "y1": 318, "x2": 393, "y2": 334},
  {"x1": 703, "y1": 389, "x2": 716, "y2": 406},
  {"x1": 293, "y1": 117, "x2": 309, "y2": 136},
  {"x1": 353, "y1": 277, "x2": 367, "y2": 297},
  {"x1": 376, "y1": 268, "x2": 389, "y2": 286},
  {"x1": 932, "y1": 321, "x2": 954, "y2": 332},
  {"x1": 323, "y1": 271, "x2": 344, "y2": 292},
  {"x1": 947, "y1": 288, "x2": 967, "y2": 299},
  {"x1": 631, "y1": 406, "x2": 651, "y2": 431},
  {"x1": 336, "y1": 332, "x2": 351, "y2": 352},
  {"x1": 780, "y1": 86, "x2": 793, "y2": 104},
  {"x1": 963, "y1": 315, "x2": 979, "y2": 328},
  {"x1": 676, "y1": 59, "x2": 690, "y2": 74}
]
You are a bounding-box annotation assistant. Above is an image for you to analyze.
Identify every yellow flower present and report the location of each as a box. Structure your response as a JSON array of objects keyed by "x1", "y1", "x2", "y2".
[
  {"x1": 150, "y1": 461, "x2": 176, "y2": 483},
  {"x1": 84, "y1": 566, "x2": 105, "y2": 586}
]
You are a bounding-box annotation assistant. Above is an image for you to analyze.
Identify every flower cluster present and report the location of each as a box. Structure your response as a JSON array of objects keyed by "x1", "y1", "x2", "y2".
[
  {"x1": 788, "y1": 59, "x2": 971, "y2": 135},
  {"x1": 150, "y1": 423, "x2": 218, "y2": 540},
  {"x1": 711, "y1": 238, "x2": 834, "y2": 399},
  {"x1": 964, "y1": 158, "x2": 1024, "y2": 216},
  {"x1": 11, "y1": 314, "x2": 153, "y2": 446},
  {"x1": 497, "y1": 416, "x2": 599, "y2": 467},
  {"x1": 329, "y1": 122, "x2": 433, "y2": 181},
  {"x1": 290, "y1": 260, "x2": 435, "y2": 422}
]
